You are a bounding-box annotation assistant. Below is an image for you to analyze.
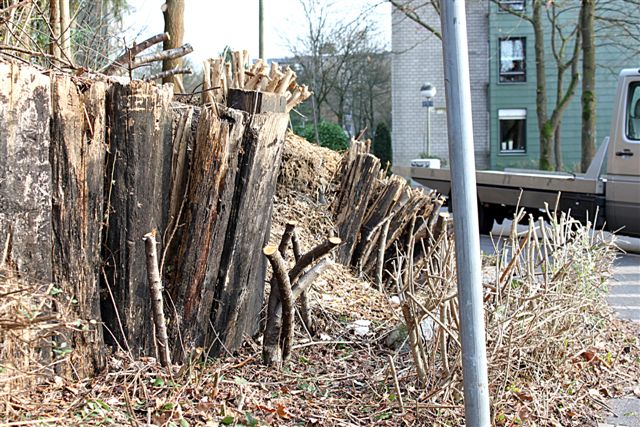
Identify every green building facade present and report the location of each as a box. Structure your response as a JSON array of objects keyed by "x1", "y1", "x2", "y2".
[{"x1": 488, "y1": 1, "x2": 633, "y2": 171}]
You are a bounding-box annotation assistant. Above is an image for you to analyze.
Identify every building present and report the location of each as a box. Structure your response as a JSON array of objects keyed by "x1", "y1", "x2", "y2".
[
  {"x1": 392, "y1": 1, "x2": 490, "y2": 169},
  {"x1": 391, "y1": 1, "x2": 633, "y2": 171}
]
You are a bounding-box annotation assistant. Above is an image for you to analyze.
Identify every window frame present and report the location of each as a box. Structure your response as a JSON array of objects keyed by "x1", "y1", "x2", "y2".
[
  {"x1": 497, "y1": 0, "x2": 526, "y2": 12},
  {"x1": 498, "y1": 37, "x2": 527, "y2": 83},
  {"x1": 625, "y1": 81, "x2": 640, "y2": 141},
  {"x1": 498, "y1": 109, "x2": 527, "y2": 155}
]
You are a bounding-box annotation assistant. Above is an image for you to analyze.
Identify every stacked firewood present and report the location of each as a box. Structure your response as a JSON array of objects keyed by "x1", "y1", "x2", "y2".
[
  {"x1": 334, "y1": 139, "x2": 447, "y2": 286},
  {"x1": 202, "y1": 50, "x2": 312, "y2": 112}
]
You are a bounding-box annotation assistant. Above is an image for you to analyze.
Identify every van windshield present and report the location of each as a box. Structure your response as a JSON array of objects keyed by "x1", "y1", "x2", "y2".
[{"x1": 626, "y1": 82, "x2": 640, "y2": 141}]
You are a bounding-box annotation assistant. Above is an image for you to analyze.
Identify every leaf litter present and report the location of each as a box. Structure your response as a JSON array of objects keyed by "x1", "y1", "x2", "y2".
[{"x1": 1, "y1": 132, "x2": 639, "y2": 426}]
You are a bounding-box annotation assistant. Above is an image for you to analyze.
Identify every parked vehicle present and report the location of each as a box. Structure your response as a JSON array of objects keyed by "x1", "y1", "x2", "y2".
[{"x1": 411, "y1": 69, "x2": 640, "y2": 236}]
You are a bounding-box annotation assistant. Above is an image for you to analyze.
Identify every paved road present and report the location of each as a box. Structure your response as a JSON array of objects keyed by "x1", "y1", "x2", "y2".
[{"x1": 479, "y1": 232, "x2": 640, "y2": 426}]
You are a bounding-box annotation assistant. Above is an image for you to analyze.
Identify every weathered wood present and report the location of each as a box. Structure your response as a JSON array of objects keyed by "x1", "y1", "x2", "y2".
[
  {"x1": 227, "y1": 88, "x2": 286, "y2": 114},
  {"x1": 101, "y1": 80, "x2": 174, "y2": 358},
  {"x1": 50, "y1": 74, "x2": 107, "y2": 378},
  {"x1": 0, "y1": 61, "x2": 52, "y2": 387},
  {"x1": 208, "y1": 110, "x2": 289, "y2": 354},
  {"x1": 0, "y1": 62, "x2": 52, "y2": 282},
  {"x1": 334, "y1": 153, "x2": 381, "y2": 264},
  {"x1": 351, "y1": 174, "x2": 405, "y2": 268},
  {"x1": 164, "y1": 105, "x2": 245, "y2": 361}
]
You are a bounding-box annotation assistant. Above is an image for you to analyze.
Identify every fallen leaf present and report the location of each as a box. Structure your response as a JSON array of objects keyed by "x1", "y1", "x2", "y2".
[
  {"x1": 257, "y1": 404, "x2": 276, "y2": 414},
  {"x1": 276, "y1": 403, "x2": 292, "y2": 420}
]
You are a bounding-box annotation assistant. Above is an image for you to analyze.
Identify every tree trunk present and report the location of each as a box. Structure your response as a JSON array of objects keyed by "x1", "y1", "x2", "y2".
[
  {"x1": 59, "y1": 0, "x2": 72, "y2": 62},
  {"x1": 0, "y1": 62, "x2": 52, "y2": 283},
  {"x1": 532, "y1": 1, "x2": 552, "y2": 171},
  {"x1": 101, "y1": 81, "x2": 174, "y2": 358},
  {"x1": 208, "y1": 93, "x2": 289, "y2": 355},
  {"x1": 580, "y1": 0, "x2": 596, "y2": 172},
  {"x1": 50, "y1": 75, "x2": 107, "y2": 378},
  {"x1": 49, "y1": 0, "x2": 61, "y2": 60},
  {"x1": 162, "y1": 0, "x2": 185, "y2": 88}
]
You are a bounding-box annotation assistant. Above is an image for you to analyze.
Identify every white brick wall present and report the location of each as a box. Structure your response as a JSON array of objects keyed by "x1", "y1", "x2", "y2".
[{"x1": 391, "y1": 1, "x2": 490, "y2": 169}]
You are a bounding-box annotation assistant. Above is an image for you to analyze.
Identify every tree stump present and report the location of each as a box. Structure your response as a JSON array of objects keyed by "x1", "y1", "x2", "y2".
[
  {"x1": 101, "y1": 81, "x2": 174, "y2": 358},
  {"x1": 50, "y1": 75, "x2": 107, "y2": 377}
]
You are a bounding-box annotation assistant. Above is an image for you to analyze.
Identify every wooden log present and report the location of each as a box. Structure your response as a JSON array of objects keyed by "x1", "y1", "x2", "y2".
[
  {"x1": 0, "y1": 62, "x2": 52, "y2": 283},
  {"x1": 0, "y1": 61, "x2": 52, "y2": 387},
  {"x1": 334, "y1": 153, "x2": 381, "y2": 264},
  {"x1": 50, "y1": 74, "x2": 107, "y2": 378},
  {"x1": 227, "y1": 88, "x2": 286, "y2": 114},
  {"x1": 101, "y1": 80, "x2": 174, "y2": 358},
  {"x1": 164, "y1": 105, "x2": 246, "y2": 361},
  {"x1": 351, "y1": 174, "x2": 405, "y2": 269},
  {"x1": 208, "y1": 107, "x2": 289, "y2": 354}
]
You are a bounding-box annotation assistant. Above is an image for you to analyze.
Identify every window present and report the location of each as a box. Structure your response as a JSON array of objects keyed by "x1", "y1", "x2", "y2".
[
  {"x1": 626, "y1": 82, "x2": 640, "y2": 140},
  {"x1": 499, "y1": 109, "x2": 526, "y2": 153},
  {"x1": 499, "y1": 38, "x2": 526, "y2": 83},
  {"x1": 498, "y1": 0, "x2": 526, "y2": 12}
]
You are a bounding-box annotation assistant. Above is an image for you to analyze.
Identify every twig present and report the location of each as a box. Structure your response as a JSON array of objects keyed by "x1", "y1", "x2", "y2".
[
  {"x1": 143, "y1": 231, "x2": 171, "y2": 367},
  {"x1": 142, "y1": 67, "x2": 192, "y2": 82},
  {"x1": 131, "y1": 43, "x2": 193, "y2": 69},
  {"x1": 101, "y1": 33, "x2": 170, "y2": 75},
  {"x1": 388, "y1": 355, "x2": 405, "y2": 413}
]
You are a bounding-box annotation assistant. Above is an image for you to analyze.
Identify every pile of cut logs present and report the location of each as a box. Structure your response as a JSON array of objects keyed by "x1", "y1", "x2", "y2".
[
  {"x1": 202, "y1": 51, "x2": 311, "y2": 112},
  {"x1": 333, "y1": 139, "x2": 448, "y2": 286}
]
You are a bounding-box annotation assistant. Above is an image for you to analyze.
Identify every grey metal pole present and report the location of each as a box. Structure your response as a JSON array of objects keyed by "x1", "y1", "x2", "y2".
[
  {"x1": 427, "y1": 104, "x2": 431, "y2": 156},
  {"x1": 439, "y1": 1, "x2": 491, "y2": 425}
]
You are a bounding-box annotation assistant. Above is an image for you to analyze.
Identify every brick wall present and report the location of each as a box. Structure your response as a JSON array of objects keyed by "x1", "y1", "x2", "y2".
[{"x1": 391, "y1": 1, "x2": 490, "y2": 169}]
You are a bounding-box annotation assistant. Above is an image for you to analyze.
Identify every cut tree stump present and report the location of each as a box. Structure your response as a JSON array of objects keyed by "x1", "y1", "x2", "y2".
[
  {"x1": 50, "y1": 75, "x2": 107, "y2": 378},
  {"x1": 0, "y1": 62, "x2": 52, "y2": 282},
  {"x1": 101, "y1": 81, "x2": 174, "y2": 358},
  {"x1": 208, "y1": 99, "x2": 289, "y2": 355}
]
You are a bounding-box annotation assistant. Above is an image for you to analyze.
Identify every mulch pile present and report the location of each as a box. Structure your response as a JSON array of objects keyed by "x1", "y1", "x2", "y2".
[{"x1": 1, "y1": 132, "x2": 639, "y2": 426}]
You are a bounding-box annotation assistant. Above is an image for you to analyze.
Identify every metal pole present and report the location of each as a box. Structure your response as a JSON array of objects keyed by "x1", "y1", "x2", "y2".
[
  {"x1": 427, "y1": 104, "x2": 431, "y2": 156},
  {"x1": 439, "y1": 1, "x2": 490, "y2": 426}
]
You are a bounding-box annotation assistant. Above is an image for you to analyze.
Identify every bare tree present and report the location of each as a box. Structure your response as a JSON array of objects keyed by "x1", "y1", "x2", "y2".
[
  {"x1": 162, "y1": 0, "x2": 185, "y2": 89},
  {"x1": 290, "y1": 0, "x2": 390, "y2": 139}
]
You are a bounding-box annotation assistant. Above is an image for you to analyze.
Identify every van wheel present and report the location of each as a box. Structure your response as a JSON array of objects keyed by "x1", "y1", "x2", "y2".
[{"x1": 478, "y1": 204, "x2": 495, "y2": 235}]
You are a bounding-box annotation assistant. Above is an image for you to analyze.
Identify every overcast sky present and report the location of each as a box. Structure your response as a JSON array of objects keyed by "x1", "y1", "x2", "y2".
[{"x1": 124, "y1": 0, "x2": 391, "y2": 63}]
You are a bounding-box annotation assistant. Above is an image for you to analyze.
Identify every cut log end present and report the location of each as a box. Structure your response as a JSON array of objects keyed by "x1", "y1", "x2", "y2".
[
  {"x1": 263, "y1": 245, "x2": 279, "y2": 256},
  {"x1": 328, "y1": 237, "x2": 342, "y2": 245}
]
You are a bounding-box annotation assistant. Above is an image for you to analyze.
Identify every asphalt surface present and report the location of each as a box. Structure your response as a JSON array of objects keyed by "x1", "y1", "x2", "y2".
[{"x1": 479, "y1": 229, "x2": 640, "y2": 427}]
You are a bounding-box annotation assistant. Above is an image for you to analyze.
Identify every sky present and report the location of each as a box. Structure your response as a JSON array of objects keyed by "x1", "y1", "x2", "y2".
[{"x1": 124, "y1": 0, "x2": 392, "y2": 64}]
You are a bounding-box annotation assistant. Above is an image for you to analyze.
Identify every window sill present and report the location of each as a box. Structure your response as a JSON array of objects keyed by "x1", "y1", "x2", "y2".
[{"x1": 499, "y1": 150, "x2": 527, "y2": 155}]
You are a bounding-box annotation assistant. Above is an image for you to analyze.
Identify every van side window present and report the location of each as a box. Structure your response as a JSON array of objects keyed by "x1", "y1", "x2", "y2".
[{"x1": 626, "y1": 82, "x2": 640, "y2": 141}]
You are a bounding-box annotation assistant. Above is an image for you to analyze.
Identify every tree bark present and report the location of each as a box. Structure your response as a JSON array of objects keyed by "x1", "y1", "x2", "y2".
[
  {"x1": 580, "y1": 0, "x2": 596, "y2": 172},
  {"x1": 59, "y1": 0, "x2": 72, "y2": 63},
  {"x1": 50, "y1": 74, "x2": 107, "y2": 378},
  {"x1": 101, "y1": 81, "x2": 174, "y2": 358},
  {"x1": 49, "y1": 0, "x2": 61, "y2": 60},
  {"x1": 162, "y1": 0, "x2": 185, "y2": 88},
  {"x1": 0, "y1": 62, "x2": 52, "y2": 283}
]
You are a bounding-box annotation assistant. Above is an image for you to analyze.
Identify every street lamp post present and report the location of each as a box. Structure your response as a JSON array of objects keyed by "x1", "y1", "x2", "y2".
[{"x1": 421, "y1": 83, "x2": 437, "y2": 157}]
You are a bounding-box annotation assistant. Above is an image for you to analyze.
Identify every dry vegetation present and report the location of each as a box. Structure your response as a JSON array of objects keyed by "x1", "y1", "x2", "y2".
[{"x1": 1, "y1": 133, "x2": 639, "y2": 427}]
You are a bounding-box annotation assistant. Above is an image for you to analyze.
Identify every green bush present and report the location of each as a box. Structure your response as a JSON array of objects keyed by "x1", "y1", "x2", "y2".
[
  {"x1": 299, "y1": 121, "x2": 349, "y2": 152},
  {"x1": 373, "y1": 122, "x2": 392, "y2": 167}
]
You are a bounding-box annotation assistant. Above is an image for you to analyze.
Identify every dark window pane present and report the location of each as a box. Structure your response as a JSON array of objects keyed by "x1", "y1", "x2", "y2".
[
  {"x1": 499, "y1": 116, "x2": 526, "y2": 153},
  {"x1": 627, "y1": 82, "x2": 640, "y2": 140},
  {"x1": 498, "y1": 0, "x2": 526, "y2": 12}
]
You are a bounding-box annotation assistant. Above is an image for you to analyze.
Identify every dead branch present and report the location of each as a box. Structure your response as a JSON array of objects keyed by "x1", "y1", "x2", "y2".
[
  {"x1": 143, "y1": 231, "x2": 171, "y2": 367},
  {"x1": 142, "y1": 67, "x2": 192, "y2": 82},
  {"x1": 132, "y1": 43, "x2": 193, "y2": 69},
  {"x1": 263, "y1": 245, "x2": 295, "y2": 363},
  {"x1": 101, "y1": 33, "x2": 170, "y2": 75}
]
